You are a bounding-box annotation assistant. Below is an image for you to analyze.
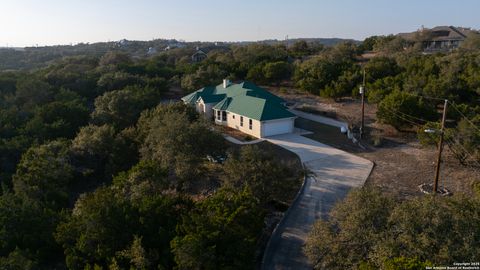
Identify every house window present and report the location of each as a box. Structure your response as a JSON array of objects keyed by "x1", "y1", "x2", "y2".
[
  {"x1": 240, "y1": 116, "x2": 243, "y2": 127},
  {"x1": 217, "y1": 110, "x2": 221, "y2": 121},
  {"x1": 249, "y1": 119, "x2": 253, "y2": 130},
  {"x1": 232, "y1": 115, "x2": 235, "y2": 119},
  {"x1": 222, "y1": 111, "x2": 227, "y2": 121}
]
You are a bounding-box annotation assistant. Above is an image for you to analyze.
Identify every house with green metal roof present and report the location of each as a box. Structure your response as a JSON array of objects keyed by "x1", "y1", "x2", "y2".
[{"x1": 181, "y1": 80, "x2": 296, "y2": 138}]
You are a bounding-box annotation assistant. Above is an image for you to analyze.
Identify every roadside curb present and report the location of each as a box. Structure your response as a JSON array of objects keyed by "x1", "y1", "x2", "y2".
[{"x1": 260, "y1": 162, "x2": 309, "y2": 269}]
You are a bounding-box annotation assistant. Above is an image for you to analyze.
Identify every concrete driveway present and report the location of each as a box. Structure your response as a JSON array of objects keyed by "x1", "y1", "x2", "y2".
[{"x1": 262, "y1": 133, "x2": 373, "y2": 270}]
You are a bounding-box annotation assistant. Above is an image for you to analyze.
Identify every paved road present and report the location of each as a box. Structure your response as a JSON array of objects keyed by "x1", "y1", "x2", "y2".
[{"x1": 262, "y1": 133, "x2": 373, "y2": 270}]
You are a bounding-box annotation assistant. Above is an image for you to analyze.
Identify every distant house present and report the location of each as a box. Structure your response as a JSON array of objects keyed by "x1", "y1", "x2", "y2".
[
  {"x1": 191, "y1": 47, "x2": 208, "y2": 63},
  {"x1": 422, "y1": 26, "x2": 470, "y2": 52},
  {"x1": 147, "y1": 47, "x2": 157, "y2": 55},
  {"x1": 164, "y1": 42, "x2": 187, "y2": 51},
  {"x1": 191, "y1": 44, "x2": 230, "y2": 63},
  {"x1": 182, "y1": 80, "x2": 296, "y2": 138},
  {"x1": 399, "y1": 26, "x2": 477, "y2": 52}
]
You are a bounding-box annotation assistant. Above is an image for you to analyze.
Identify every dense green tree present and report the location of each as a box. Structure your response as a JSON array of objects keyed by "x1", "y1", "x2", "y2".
[
  {"x1": 180, "y1": 64, "x2": 228, "y2": 91},
  {"x1": 323, "y1": 69, "x2": 362, "y2": 99},
  {"x1": 365, "y1": 75, "x2": 402, "y2": 103},
  {"x1": 461, "y1": 32, "x2": 480, "y2": 51},
  {"x1": 377, "y1": 90, "x2": 436, "y2": 129},
  {"x1": 305, "y1": 188, "x2": 395, "y2": 269},
  {"x1": 245, "y1": 62, "x2": 266, "y2": 83},
  {"x1": 112, "y1": 160, "x2": 170, "y2": 200},
  {"x1": 0, "y1": 71, "x2": 19, "y2": 97},
  {"x1": 263, "y1": 61, "x2": 292, "y2": 83},
  {"x1": 0, "y1": 248, "x2": 38, "y2": 270},
  {"x1": 294, "y1": 57, "x2": 337, "y2": 94},
  {"x1": 373, "y1": 35, "x2": 406, "y2": 53},
  {"x1": 136, "y1": 102, "x2": 198, "y2": 140},
  {"x1": 232, "y1": 44, "x2": 288, "y2": 67},
  {"x1": 305, "y1": 188, "x2": 480, "y2": 269},
  {"x1": 55, "y1": 187, "x2": 137, "y2": 269},
  {"x1": 289, "y1": 40, "x2": 313, "y2": 58},
  {"x1": 43, "y1": 56, "x2": 100, "y2": 99},
  {"x1": 172, "y1": 188, "x2": 264, "y2": 270},
  {"x1": 56, "y1": 185, "x2": 191, "y2": 269},
  {"x1": 140, "y1": 109, "x2": 225, "y2": 187},
  {"x1": 98, "y1": 51, "x2": 133, "y2": 71},
  {"x1": 71, "y1": 124, "x2": 132, "y2": 180},
  {"x1": 0, "y1": 107, "x2": 26, "y2": 139},
  {"x1": 222, "y1": 145, "x2": 300, "y2": 205},
  {"x1": 97, "y1": 71, "x2": 140, "y2": 92},
  {"x1": 91, "y1": 85, "x2": 162, "y2": 129},
  {"x1": 0, "y1": 136, "x2": 32, "y2": 186},
  {"x1": 108, "y1": 127, "x2": 140, "y2": 176},
  {"x1": 364, "y1": 57, "x2": 401, "y2": 81},
  {"x1": 0, "y1": 193, "x2": 62, "y2": 267},
  {"x1": 72, "y1": 124, "x2": 116, "y2": 158},
  {"x1": 294, "y1": 42, "x2": 357, "y2": 96},
  {"x1": 359, "y1": 36, "x2": 380, "y2": 52},
  {"x1": 375, "y1": 195, "x2": 480, "y2": 264},
  {"x1": 12, "y1": 140, "x2": 73, "y2": 208},
  {"x1": 24, "y1": 99, "x2": 89, "y2": 141},
  {"x1": 14, "y1": 77, "x2": 54, "y2": 111}
]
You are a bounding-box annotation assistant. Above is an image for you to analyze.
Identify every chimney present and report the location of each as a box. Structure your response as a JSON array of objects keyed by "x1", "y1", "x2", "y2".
[{"x1": 223, "y1": 79, "x2": 231, "y2": 88}]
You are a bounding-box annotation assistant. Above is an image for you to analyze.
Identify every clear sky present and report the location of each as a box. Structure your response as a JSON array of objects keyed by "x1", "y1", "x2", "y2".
[{"x1": 1, "y1": 0, "x2": 479, "y2": 47}]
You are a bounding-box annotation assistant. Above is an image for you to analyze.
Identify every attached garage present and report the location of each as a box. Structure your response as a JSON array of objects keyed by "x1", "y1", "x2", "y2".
[{"x1": 261, "y1": 118, "x2": 295, "y2": 137}]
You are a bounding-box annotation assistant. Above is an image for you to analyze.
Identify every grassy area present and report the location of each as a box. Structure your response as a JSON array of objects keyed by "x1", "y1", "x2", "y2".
[{"x1": 295, "y1": 117, "x2": 361, "y2": 153}]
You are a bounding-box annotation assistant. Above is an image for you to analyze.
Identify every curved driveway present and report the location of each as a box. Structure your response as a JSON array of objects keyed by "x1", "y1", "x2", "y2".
[{"x1": 262, "y1": 133, "x2": 373, "y2": 270}]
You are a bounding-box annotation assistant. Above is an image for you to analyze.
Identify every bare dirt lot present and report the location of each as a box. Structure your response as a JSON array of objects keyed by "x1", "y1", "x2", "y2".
[{"x1": 268, "y1": 86, "x2": 480, "y2": 199}]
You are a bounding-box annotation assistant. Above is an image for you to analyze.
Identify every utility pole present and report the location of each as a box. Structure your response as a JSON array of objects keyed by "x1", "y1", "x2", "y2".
[
  {"x1": 359, "y1": 69, "x2": 366, "y2": 139},
  {"x1": 433, "y1": 99, "x2": 448, "y2": 193}
]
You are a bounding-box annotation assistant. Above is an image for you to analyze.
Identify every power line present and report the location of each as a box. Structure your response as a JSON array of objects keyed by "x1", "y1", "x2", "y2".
[
  {"x1": 401, "y1": 91, "x2": 449, "y2": 102},
  {"x1": 445, "y1": 137, "x2": 480, "y2": 166},
  {"x1": 384, "y1": 107, "x2": 428, "y2": 126},
  {"x1": 444, "y1": 136, "x2": 480, "y2": 169},
  {"x1": 392, "y1": 108, "x2": 430, "y2": 124},
  {"x1": 380, "y1": 92, "x2": 448, "y2": 124},
  {"x1": 448, "y1": 101, "x2": 480, "y2": 134},
  {"x1": 380, "y1": 106, "x2": 424, "y2": 126}
]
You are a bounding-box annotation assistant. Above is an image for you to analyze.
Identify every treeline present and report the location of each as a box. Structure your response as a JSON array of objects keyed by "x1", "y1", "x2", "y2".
[{"x1": 0, "y1": 49, "x2": 302, "y2": 269}]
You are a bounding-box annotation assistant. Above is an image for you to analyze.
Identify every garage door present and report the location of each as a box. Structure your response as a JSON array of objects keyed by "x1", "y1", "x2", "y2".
[{"x1": 263, "y1": 119, "x2": 294, "y2": 137}]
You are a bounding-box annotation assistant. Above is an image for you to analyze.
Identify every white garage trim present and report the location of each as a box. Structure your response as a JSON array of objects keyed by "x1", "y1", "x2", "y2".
[{"x1": 261, "y1": 117, "x2": 296, "y2": 137}]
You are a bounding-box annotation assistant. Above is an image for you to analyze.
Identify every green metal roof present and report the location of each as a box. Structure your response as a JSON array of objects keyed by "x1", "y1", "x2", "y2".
[
  {"x1": 182, "y1": 81, "x2": 293, "y2": 121},
  {"x1": 212, "y1": 97, "x2": 232, "y2": 111},
  {"x1": 200, "y1": 94, "x2": 226, "y2": 103},
  {"x1": 224, "y1": 95, "x2": 295, "y2": 121},
  {"x1": 181, "y1": 91, "x2": 199, "y2": 105}
]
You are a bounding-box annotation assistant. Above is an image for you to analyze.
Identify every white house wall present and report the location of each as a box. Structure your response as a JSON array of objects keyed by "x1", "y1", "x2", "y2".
[
  {"x1": 196, "y1": 99, "x2": 215, "y2": 119},
  {"x1": 193, "y1": 100, "x2": 295, "y2": 138},
  {"x1": 226, "y1": 111, "x2": 262, "y2": 138}
]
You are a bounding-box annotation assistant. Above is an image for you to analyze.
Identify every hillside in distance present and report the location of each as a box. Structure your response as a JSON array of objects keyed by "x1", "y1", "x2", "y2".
[{"x1": 0, "y1": 37, "x2": 358, "y2": 71}]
